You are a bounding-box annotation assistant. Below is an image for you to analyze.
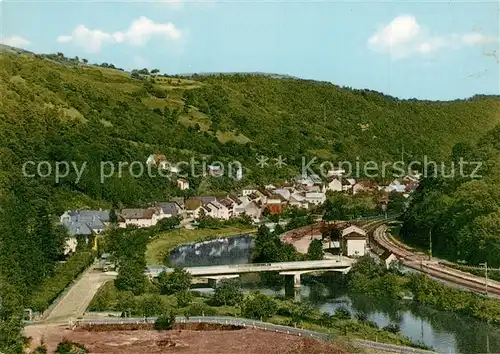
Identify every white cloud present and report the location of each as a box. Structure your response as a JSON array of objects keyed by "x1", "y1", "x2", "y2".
[
  {"x1": 57, "y1": 17, "x2": 182, "y2": 53},
  {"x1": 461, "y1": 32, "x2": 499, "y2": 46},
  {"x1": 368, "y1": 15, "x2": 499, "y2": 60},
  {"x1": 0, "y1": 35, "x2": 31, "y2": 48},
  {"x1": 57, "y1": 25, "x2": 114, "y2": 53},
  {"x1": 113, "y1": 16, "x2": 181, "y2": 46}
]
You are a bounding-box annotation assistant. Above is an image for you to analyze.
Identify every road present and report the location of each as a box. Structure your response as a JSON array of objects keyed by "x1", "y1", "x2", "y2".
[
  {"x1": 77, "y1": 316, "x2": 435, "y2": 354},
  {"x1": 39, "y1": 266, "x2": 116, "y2": 323},
  {"x1": 372, "y1": 224, "x2": 500, "y2": 297}
]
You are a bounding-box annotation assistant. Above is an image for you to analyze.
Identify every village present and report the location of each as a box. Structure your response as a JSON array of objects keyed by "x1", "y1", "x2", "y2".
[{"x1": 59, "y1": 153, "x2": 421, "y2": 256}]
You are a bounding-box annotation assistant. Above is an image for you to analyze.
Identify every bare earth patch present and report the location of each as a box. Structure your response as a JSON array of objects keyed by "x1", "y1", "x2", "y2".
[{"x1": 25, "y1": 324, "x2": 347, "y2": 354}]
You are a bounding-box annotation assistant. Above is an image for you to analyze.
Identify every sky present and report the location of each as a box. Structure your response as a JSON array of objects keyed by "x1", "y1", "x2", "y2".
[{"x1": 0, "y1": 0, "x2": 499, "y2": 100}]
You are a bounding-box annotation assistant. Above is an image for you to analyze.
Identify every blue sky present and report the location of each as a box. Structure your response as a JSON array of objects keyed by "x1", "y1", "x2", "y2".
[{"x1": 1, "y1": 0, "x2": 499, "y2": 100}]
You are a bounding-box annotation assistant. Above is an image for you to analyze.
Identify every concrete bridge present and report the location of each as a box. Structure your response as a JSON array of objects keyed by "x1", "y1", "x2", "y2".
[{"x1": 146, "y1": 257, "x2": 355, "y2": 298}]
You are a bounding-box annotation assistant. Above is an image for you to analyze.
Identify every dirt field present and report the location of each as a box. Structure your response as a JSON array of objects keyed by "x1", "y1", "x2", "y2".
[{"x1": 25, "y1": 323, "x2": 348, "y2": 354}]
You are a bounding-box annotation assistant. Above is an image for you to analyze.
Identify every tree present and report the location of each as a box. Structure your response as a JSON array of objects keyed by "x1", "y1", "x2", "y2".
[
  {"x1": 151, "y1": 68, "x2": 160, "y2": 75},
  {"x1": 157, "y1": 267, "x2": 192, "y2": 295},
  {"x1": 156, "y1": 216, "x2": 181, "y2": 231},
  {"x1": 211, "y1": 280, "x2": 243, "y2": 306},
  {"x1": 175, "y1": 290, "x2": 193, "y2": 308},
  {"x1": 82, "y1": 58, "x2": 88, "y2": 64},
  {"x1": 183, "y1": 91, "x2": 195, "y2": 106},
  {"x1": 138, "y1": 294, "x2": 165, "y2": 317},
  {"x1": 114, "y1": 261, "x2": 147, "y2": 295},
  {"x1": 116, "y1": 291, "x2": 136, "y2": 317},
  {"x1": 307, "y1": 239, "x2": 324, "y2": 260},
  {"x1": 241, "y1": 292, "x2": 277, "y2": 321}
]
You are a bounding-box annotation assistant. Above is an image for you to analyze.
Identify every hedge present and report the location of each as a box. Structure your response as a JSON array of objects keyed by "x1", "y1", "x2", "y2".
[{"x1": 29, "y1": 251, "x2": 96, "y2": 312}]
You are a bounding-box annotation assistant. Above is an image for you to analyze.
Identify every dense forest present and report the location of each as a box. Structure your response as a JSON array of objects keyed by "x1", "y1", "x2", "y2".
[
  {"x1": 401, "y1": 126, "x2": 500, "y2": 267},
  {"x1": 0, "y1": 49, "x2": 499, "y2": 352}
]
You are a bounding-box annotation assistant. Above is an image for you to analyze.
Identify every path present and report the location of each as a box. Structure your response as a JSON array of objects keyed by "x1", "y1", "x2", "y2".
[{"x1": 41, "y1": 266, "x2": 116, "y2": 323}]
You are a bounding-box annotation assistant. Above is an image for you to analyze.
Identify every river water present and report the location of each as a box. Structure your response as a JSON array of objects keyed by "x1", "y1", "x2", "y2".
[{"x1": 169, "y1": 235, "x2": 500, "y2": 354}]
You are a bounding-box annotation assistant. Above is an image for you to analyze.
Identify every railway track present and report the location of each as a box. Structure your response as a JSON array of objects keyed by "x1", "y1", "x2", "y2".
[{"x1": 373, "y1": 225, "x2": 500, "y2": 297}]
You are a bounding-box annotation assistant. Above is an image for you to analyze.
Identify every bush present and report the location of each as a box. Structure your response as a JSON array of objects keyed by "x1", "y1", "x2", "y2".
[
  {"x1": 29, "y1": 251, "x2": 95, "y2": 311},
  {"x1": 55, "y1": 338, "x2": 88, "y2": 353},
  {"x1": 211, "y1": 280, "x2": 243, "y2": 306},
  {"x1": 154, "y1": 311, "x2": 176, "y2": 330},
  {"x1": 241, "y1": 292, "x2": 278, "y2": 321},
  {"x1": 333, "y1": 307, "x2": 351, "y2": 320},
  {"x1": 184, "y1": 303, "x2": 217, "y2": 317}
]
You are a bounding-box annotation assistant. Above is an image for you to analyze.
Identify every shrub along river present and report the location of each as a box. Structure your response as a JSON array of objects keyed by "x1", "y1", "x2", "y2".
[{"x1": 169, "y1": 234, "x2": 500, "y2": 354}]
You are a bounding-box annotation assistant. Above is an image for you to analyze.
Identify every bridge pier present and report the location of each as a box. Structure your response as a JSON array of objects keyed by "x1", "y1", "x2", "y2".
[
  {"x1": 206, "y1": 274, "x2": 240, "y2": 289},
  {"x1": 281, "y1": 272, "x2": 302, "y2": 301}
]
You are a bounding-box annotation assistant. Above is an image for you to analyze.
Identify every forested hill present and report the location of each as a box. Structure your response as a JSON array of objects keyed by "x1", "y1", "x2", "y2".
[
  {"x1": 1, "y1": 51, "x2": 500, "y2": 209},
  {"x1": 401, "y1": 125, "x2": 500, "y2": 267}
]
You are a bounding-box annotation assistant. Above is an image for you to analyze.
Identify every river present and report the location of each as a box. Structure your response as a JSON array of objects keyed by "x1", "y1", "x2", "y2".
[{"x1": 170, "y1": 234, "x2": 500, "y2": 353}]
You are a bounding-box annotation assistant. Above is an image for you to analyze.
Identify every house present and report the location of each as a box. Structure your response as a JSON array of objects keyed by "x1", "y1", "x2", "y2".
[
  {"x1": 380, "y1": 250, "x2": 398, "y2": 269},
  {"x1": 278, "y1": 182, "x2": 296, "y2": 193},
  {"x1": 191, "y1": 196, "x2": 217, "y2": 204},
  {"x1": 385, "y1": 179, "x2": 406, "y2": 193},
  {"x1": 265, "y1": 203, "x2": 282, "y2": 214},
  {"x1": 305, "y1": 192, "x2": 326, "y2": 206},
  {"x1": 274, "y1": 188, "x2": 291, "y2": 201},
  {"x1": 341, "y1": 225, "x2": 368, "y2": 257},
  {"x1": 185, "y1": 199, "x2": 205, "y2": 219},
  {"x1": 242, "y1": 186, "x2": 258, "y2": 196},
  {"x1": 216, "y1": 199, "x2": 234, "y2": 219},
  {"x1": 171, "y1": 197, "x2": 185, "y2": 210},
  {"x1": 326, "y1": 178, "x2": 342, "y2": 192},
  {"x1": 295, "y1": 174, "x2": 322, "y2": 187},
  {"x1": 305, "y1": 184, "x2": 324, "y2": 193},
  {"x1": 233, "y1": 195, "x2": 249, "y2": 216},
  {"x1": 203, "y1": 200, "x2": 231, "y2": 220},
  {"x1": 327, "y1": 168, "x2": 345, "y2": 178},
  {"x1": 60, "y1": 210, "x2": 111, "y2": 254},
  {"x1": 155, "y1": 202, "x2": 181, "y2": 218},
  {"x1": 352, "y1": 180, "x2": 377, "y2": 195},
  {"x1": 342, "y1": 178, "x2": 356, "y2": 192},
  {"x1": 118, "y1": 207, "x2": 167, "y2": 228},
  {"x1": 247, "y1": 192, "x2": 260, "y2": 202},
  {"x1": 289, "y1": 193, "x2": 308, "y2": 209},
  {"x1": 177, "y1": 178, "x2": 190, "y2": 190},
  {"x1": 244, "y1": 201, "x2": 262, "y2": 221}
]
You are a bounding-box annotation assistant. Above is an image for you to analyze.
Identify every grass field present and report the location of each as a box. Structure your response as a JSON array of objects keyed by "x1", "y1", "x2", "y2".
[{"x1": 146, "y1": 227, "x2": 256, "y2": 266}]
